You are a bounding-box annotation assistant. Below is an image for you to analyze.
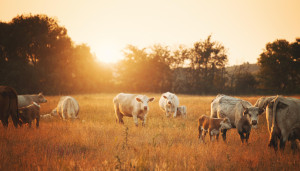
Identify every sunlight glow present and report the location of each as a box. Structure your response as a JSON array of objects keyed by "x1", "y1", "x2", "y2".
[{"x1": 92, "y1": 45, "x2": 123, "y2": 63}]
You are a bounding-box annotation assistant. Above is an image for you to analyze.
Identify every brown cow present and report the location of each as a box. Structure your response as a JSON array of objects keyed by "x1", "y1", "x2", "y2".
[
  {"x1": 0, "y1": 86, "x2": 19, "y2": 128},
  {"x1": 19, "y1": 102, "x2": 40, "y2": 128},
  {"x1": 198, "y1": 115, "x2": 232, "y2": 142}
]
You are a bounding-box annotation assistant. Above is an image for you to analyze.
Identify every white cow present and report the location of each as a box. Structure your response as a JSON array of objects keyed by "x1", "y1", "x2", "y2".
[
  {"x1": 113, "y1": 93, "x2": 155, "y2": 126},
  {"x1": 51, "y1": 96, "x2": 79, "y2": 120},
  {"x1": 159, "y1": 92, "x2": 180, "y2": 117},
  {"x1": 177, "y1": 106, "x2": 187, "y2": 118},
  {"x1": 266, "y1": 96, "x2": 300, "y2": 151},
  {"x1": 211, "y1": 94, "x2": 264, "y2": 140},
  {"x1": 18, "y1": 93, "x2": 47, "y2": 108}
]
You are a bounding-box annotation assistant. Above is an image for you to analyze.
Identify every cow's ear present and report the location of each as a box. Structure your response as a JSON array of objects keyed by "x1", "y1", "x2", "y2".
[
  {"x1": 136, "y1": 98, "x2": 142, "y2": 103},
  {"x1": 163, "y1": 95, "x2": 167, "y2": 99},
  {"x1": 148, "y1": 97, "x2": 155, "y2": 102},
  {"x1": 258, "y1": 108, "x2": 264, "y2": 115}
]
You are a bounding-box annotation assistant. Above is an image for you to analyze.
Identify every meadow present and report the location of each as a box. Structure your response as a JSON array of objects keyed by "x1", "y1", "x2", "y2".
[{"x1": 0, "y1": 93, "x2": 299, "y2": 170}]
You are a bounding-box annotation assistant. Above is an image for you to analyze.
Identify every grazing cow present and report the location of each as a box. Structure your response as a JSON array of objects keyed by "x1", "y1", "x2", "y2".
[
  {"x1": 254, "y1": 96, "x2": 276, "y2": 113},
  {"x1": 211, "y1": 94, "x2": 264, "y2": 140},
  {"x1": 237, "y1": 111, "x2": 252, "y2": 144},
  {"x1": 0, "y1": 86, "x2": 19, "y2": 128},
  {"x1": 198, "y1": 115, "x2": 232, "y2": 142},
  {"x1": 198, "y1": 115, "x2": 210, "y2": 142},
  {"x1": 113, "y1": 93, "x2": 155, "y2": 126},
  {"x1": 18, "y1": 93, "x2": 47, "y2": 108},
  {"x1": 176, "y1": 106, "x2": 187, "y2": 118},
  {"x1": 159, "y1": 92, "x2": 179, "y2": 117},
  {"x1": 51, "y1": 96, "x2": 79, "y2": 120},
  {"x1": 19, "y1": 102, "x2": 40, "y2": 128},
  {"x1": 266, "y1": 96, "x2": 300, "y2": 151}
]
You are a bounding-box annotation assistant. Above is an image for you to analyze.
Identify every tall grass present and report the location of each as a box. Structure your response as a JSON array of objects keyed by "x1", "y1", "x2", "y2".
[{"x1": 0, "y1": 94, "x2": 299, "y2": 170}]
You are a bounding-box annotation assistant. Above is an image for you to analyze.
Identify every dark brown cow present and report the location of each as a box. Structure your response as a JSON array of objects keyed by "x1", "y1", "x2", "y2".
[
  {"x1": 237, "y1": 113, "x2": 251, "y2": 144},
  {"x1": 19, "y1": 102, "x2": 40, "y2": 128},
  {"x1": 0, "y1": 86, "x2": 19, "y2": 128}
]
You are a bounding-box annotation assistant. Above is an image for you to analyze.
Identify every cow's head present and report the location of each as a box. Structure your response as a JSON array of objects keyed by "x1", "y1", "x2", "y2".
[
  {"x1": 242, "y1": 104, "x2": 264, "y2": 128},
  {"x1": 163, "y1": 93, "x2": 174, "y2": 106},
  {"x1": 38, "y1": 93, "x2": 47, "y2": 103},
  {"x1": 220, "y1": 118, "x2": 232, "y2": 130},
  {"x1": 136, "y1": 95, "x2": 155, "y2": 111}
]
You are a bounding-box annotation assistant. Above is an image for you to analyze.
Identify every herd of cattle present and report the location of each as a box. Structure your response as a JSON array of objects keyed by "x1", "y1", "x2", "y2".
[{"x1": 1, "y1": 85, "x2": 300, "y2": 152}]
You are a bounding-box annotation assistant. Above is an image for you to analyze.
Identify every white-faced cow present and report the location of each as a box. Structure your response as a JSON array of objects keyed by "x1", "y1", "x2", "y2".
[
  {"x1": 211, "y1": 94, "x2": 264, "y2": 140},
  {"x1": 266, "y1": 96, "x2": 300, "y2": 151},
  {"x1": 51, "y1": 96, "x2": 79, "y2": 120},
  {"x1": 0, "y1": 86, "x2": 19, "y2": 128},
  {"x1": 113, "y1": 93, "x2": 154, "y2": 126},
  {"x1": 159, "y1": 92, "x2": 179, "y2": 117},
  {"x1": 18, "y1": 93, "x2": 47, "y2": 108}
]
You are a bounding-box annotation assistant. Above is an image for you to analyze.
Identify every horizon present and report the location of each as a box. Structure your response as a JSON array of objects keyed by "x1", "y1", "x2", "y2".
[{"x1": 1, "y1": 0, "x2": 299, "y2": 65}]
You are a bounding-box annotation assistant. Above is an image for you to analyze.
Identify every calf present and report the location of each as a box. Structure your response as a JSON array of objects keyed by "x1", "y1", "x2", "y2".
[
  {"x1": 176, "y1": 106, "x2": 187, "y2": 118},
  {"x1": 19, "y1": 102, "x2": 40, "y2": 128},
  {"x1": 198, "y1": 115, "x2": 232, "y2": 142},
  {"x1": 198, "y1": 115, "x2": 210, "y2": 142},
  {"x1": 237, "y1": 113, "x2": 251, "y2": 144}
]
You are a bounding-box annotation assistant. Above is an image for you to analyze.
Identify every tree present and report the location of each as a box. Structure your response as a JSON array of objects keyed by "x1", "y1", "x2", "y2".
[
  {"x1": 258, "y1": 39, "x2": 300, "y2": 93},
  {"x1": 187, "y1": 35, "x2": 228, "y2": 94}
]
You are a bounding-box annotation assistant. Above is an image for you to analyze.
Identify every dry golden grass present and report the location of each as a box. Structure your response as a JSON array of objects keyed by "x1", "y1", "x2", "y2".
[{"x1": 1, "y1": 94, "x2": 300, "y2": 170}]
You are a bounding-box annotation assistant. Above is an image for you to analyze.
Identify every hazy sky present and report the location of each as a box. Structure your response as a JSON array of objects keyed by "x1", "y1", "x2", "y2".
[{"x1": 1, "y1": 0, "x2": 299, "y2": 65}]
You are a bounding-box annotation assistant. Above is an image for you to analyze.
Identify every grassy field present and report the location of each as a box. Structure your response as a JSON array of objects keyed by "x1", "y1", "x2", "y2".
[{"x1": 0, "y1": 93, "x2": 299, "y2": 170}]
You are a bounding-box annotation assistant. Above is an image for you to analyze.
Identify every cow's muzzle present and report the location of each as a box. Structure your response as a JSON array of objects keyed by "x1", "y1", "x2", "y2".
[
  {"x1": 167, "y1": 101, "x2": 171, "y2": 105},
  {"x1": 144, "y1": 106, "x2": 148, "y2": 110},
  {"x1": 252, "y1": 120, "x2": 257, "y2": 125}
]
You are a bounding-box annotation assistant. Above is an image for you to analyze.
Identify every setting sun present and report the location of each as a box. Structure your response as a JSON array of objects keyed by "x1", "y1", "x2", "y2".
[{"x1": 92, "y1": 44, "x2": 123, "y2": 63}]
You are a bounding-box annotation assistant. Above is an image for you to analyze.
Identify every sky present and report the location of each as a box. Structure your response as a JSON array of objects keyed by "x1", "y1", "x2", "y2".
[{"x1": 0, "y1": 0, "x2": 299, "y2": 65}]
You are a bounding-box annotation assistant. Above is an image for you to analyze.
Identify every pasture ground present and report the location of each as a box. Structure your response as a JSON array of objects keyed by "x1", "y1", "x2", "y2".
[{"x1": 0, "y1": 94, "x2": 300, "y2": 170}]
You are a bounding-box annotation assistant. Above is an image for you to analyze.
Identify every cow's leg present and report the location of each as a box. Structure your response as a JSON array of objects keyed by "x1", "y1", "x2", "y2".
[
  {"x1": 268, "y1": 131, "x2": 278, "y2": 151},
  {"x1": 10, "y1": 110, "x2": 19, "y2": 128},
  {"x1": 173, "y1": 106, "x2": 177, "y2": 118},
  {"x1": 36, "y1": 117, "x2": 40, "y2": 128},
  {"x1": 142, "y1": 115, "x2": 147, "y2": 127},
  {"x1": 239, "y1": 132, "x2": 245, "y2": 143},
  {"x1": 245, "y1": 132, "x2": 250, "y2": 143},
  {"x1": 216, "y1": 133, "x2": 220, "y2": 141},
  {"x1": 114, "y1": 104, "x2": 124, "y2": 124},
  {"x1": 198, "y1": 126, "x2": 202, "y2": 140},
  {"x1": 28, "y1": 122, "x2": 32, "y2": 128},
  {"x1": 291, "y1": 139, "x2": 298, "y2": 152},
  {"x1": 279, "y1": 137, "x2": 287, "y2": 151},
  {"x1": 133, "y1": 114, "x2": 138, "y2": 126},
  {"x1": 1, "y1": 119, "x2": 8, "y2": 128},
  {"x1": 222, "y1": 129, "x2": 227, "y2": 141}
]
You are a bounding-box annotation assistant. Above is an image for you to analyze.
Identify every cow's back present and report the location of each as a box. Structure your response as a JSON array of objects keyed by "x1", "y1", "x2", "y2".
[
  {"x1": 211, "y1": 95, "x2": 251, "y2": 127},
  {"x1": 114, "y1": 93, "x2": 137, "y2": 116},
  {"x1": 59, "y1": 96, "x2": 79, "y2": 119},
  {"x1": 18, "y1": 95, "x2": 33, "y2": 108}
]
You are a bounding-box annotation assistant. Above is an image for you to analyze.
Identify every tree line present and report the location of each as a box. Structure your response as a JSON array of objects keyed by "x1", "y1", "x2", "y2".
[{"x1": 0, "y1": 14, "x2": 299, "y2": 95}]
